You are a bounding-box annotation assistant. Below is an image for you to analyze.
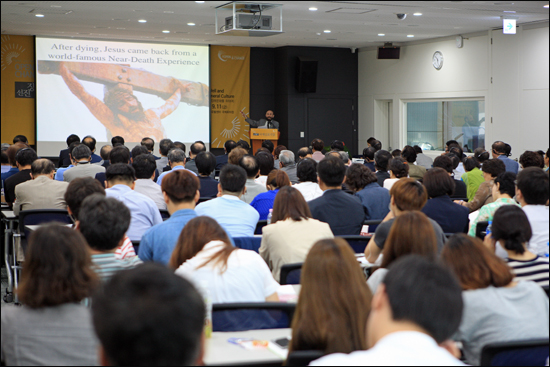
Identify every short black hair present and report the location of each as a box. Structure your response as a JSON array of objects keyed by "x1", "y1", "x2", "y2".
[
  {"x1": 72, "y1": 144, "x2": 92, "y2": 161},
  {"x1": 474, "y1": 148, "x2": 490, "y2": 163},
  {"x1": 159, "y1": 139, "x2": 174, "y2": 156},
  {"x1": 362, "y1": 146, "x2": 376, "y2": 160},
  {"x1": 66, "y1": 134, "x2": 80, "y2": 147},
  {"x1": 64, "y1": 177, "x2": 105, "y2": 220},
  {"x1": 82, "y1": 135, "x2": 97, "y2": 152},
  {"x1": 413, "y1": 145, "x2": 423, "y2": 154},
  {"x1": 367, "y1": 137, "x2": 377, "y2": 145},
  {"x1": 1, "y1": 151, "x2": 8, "y2": 164},
  {"x1": 225, "y1": 140, "x2": 237, "y2": 153},
  {"x1": 141, "y1": 137, "x2": 154, "y2": 151},
  {"x1": 401, "y1": 145, "x2": 417, "y2": 163},
  {"x1": 111, "y1": 136, "x2": 125, "y2": 146},
  {"x1": 132, "y1": 154, "x2": 157, "y2": 179},
  {"x1": 31, "y1": 159, "x2": 55, "y2": 177},
  {"x1": 195, "y1": 151, "x2": 216, "y2": 176},
  {"x1": 448, "y1": 145, "x2": 463, "y2": 159},
  {"x1": 297, "y1": 158, "x2": 317, "y2": 183},
  {"x1": 131, "y1": 145, "x2": 149, "y2": 159},
  {"x1": 371, "y1": 140, "x2": 382, "y2": 152},
  {"x1": 239, "y1": 155, "x2": 259, "y2": 179},
  {"x1": 15, "y1": 147, "x2": 38, "y2": 166},
  {"x1": 463, "y1": 156, "x2": 480, "y2": 172},
  {"x1": 383, "y1": 255, "x2": 463, "y2": 344},
  {"x1": 446, "y1": 153, "x2": 460, "y2": 170},
  {"x1": 374, "y1": 150, "x2": 392, "y2": 172},
  {"x1": 92, "y1": 263, "x2": 205, "y2": 366},
  {"x1": 491, "y1": 205, "x2": 532, "y2": 255},
  {"x1": 391, "y1": 149, "x2": 401, "y2": 158},
  {"x1": 433, "y1": 155, "x2": 453, "y2": 174},
  {"x1": 491, "y1": 141, "x2": 506, "y2": 155},
  {"x1": 219, "y1": 164, "x2": 247, "y2": 193},
  {"x1": 190, "y1": 142, "x2": 206, "y2": 156},
  {"x1": 317, "y1": 156, "x2": 346, "y2": 187},
  {"x1": 236, "y1": 140, "x2": 250, "y2": 151},
  {"x1": 297, "y1": 147, "x2": 312, "y2": 159},
  {"x1": 330, "y1": 140, "x2": 345, "y2": 151},
  {"x1": 517, "y1": 167, "x2": 549, "y2": 205},
  {"x1": 109, "y1": 146, "x2": 131, "y2": 165},
  {"x1": 493, "y1": 172, "x2": 516, "y2": 197},
  {"x1": 519, "y1": 151, "x2": 545, "y2": 169},
  {"x1": 173, "y1": 141, "x2": 186, "y2": 153},
  {"x1": 423, "y1": 167, "x2": 456, "y2": 197},
  {"x1": 261, "y1": 140, "x2": 274, "y2": 154},
  {"x1": 446, "y1": 140, "x2": 459, "y2": 148},
  {"x1": 388, "y1": 157, "x2": 409, "y2": 178},
  {"x1": 79, "y1": 194, "x2": 131, "y2": 251},
  {"x1": 482, "y1": 158, "x2": 506, "y2": 178},
  {"x1": 311, "y1": 139, "x2": 324, "y2": 152},
  {"x1": 13, "y1": 135, "x2": 28, "y2": 144},
  {"x1": 106, "y1": 163, "x2": 136, "y2": 184},
  {"x1": 256, "y1": 151, "x2": 274, "y2": 176}
]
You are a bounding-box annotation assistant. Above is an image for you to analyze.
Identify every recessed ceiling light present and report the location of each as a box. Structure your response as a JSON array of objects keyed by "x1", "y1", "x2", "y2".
[
  {"x1": 413, "y1": 12, "x2": 422, "y2": 16},
  {"x1": 187, "y1": 22, "x2": 196, "y2": 26},
  {"x1": 195, "y1": 1, "x2": 205, "y2": 3},
  {"x1": 162, "y1": 30, "x2": 170, "y2": 33},
  {"x1": 35, "y1": 14, "x2": 44, "y2": 17},
  {"x1": 50, "y1": 5, "x2": 61, "y2": 7},
  {"x1": 316, "y1": 32, "x2": 321, "y2": 35},
  {"x1": 407, "y1": 34, "x2": 415, "y2": 37},
  {"x1": 309, "y1": 7, "x2": 318, "y2": 11},
  {"x1": 138, "y1": 19, "x2": 147, "y2": 23},
  {"x1": 503, "y1": 10, "x2": 516, "y2": 13},
  {"x1": 544, "y1": 4, "x2": 549, "y2": 8},
  {"x1": 378, "y1": 33, "x2": 385, "y2": 36},
  {"x1": 323, "y1": 30, "x2": 331, "y2": 33}
]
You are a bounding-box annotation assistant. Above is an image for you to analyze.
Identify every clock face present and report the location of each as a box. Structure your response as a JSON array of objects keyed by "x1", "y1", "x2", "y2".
[{"x1": 433, "y1": 51, "x2": 443, "y2": 70}]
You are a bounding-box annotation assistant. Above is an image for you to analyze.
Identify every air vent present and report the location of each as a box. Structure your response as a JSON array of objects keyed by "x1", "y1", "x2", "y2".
[{"x1": 326, "y1": 7, "x2": 377, "y2": 14}]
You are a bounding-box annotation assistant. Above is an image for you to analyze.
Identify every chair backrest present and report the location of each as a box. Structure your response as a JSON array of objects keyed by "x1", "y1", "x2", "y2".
[
  {"x1": 212, "y1": 302, "x2": 296, "y2": 332},
  {"x1": 233, "y1": 237, "x2": 262, "y2": 253},
  {"x1": 255, "y1": 219, "x2": 268, "y2": 235},
  {"x1": 476, "y1": 220, "x2": 489, "y2": 240},
  {"x1": 280, "y1": 262, "x2": 303, "y2": 285},
  {"x1": 543, "y1": 285, "x2": 549, "y2": 298},
  {"x1": 480, "y1": 338, "x2": 549, "y2": 366},
  {"x1": 286, "y1": 350, "x2": 325, "y2": 366},
  {"x1": 159, "y1": 209, "x2": 170, "y2": 220},
  {"x1": 363, "y1": 219, "x2": 382, "y2": 233},
  {"x1": 337, "y1": 235, "x2": 373, "y2": 253},
  {"x1": 18, "y1": 209, "x2": 73, "y2": 254}
]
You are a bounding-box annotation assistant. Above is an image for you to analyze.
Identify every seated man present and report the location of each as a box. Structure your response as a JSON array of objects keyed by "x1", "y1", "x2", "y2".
[
  {"x1": 95, "y1": 145, "x2": 130, "y2": 188},
  {"x1": 374, "y1": 150, "x2": 392, "y2": 188},
  {"x1": 216, "y1": 140, "x2": 237, "y2": 171},
  {"x1": 78, "y1": 194, "x2": 141, "y2": 282},
  {"x1": 91, "y1": 263, "x2": 205, "y2": 366},
  {"x1": 157, "y1": 148, "x2": 196, "y2": 186},
  {"x1": 308, "y1": 156, "x2": 366, "y2": 235},
  {"x1": 433, "y1": 155, "x2": 467, "y2": 199},
  {"x1": 63, "y1": 144, "x2": 105, "y2": 182},
  {"x1": 55, "y1": 142, "x2": 80, "y2": 181},
  {"x1": 82, "y1": 135, "x2": 102, "y2": 164},
  {"x1": 311, "y1": 138, "x2": 325, "y2": 162},
  {"x1": 105, "y1": 164, "x2": 162, "y2": 241},
  {"x1": 141, "y1": 137, "x2": 158, "y2": 158},
  {"x1": 311, "y1": 255, "x2": 464, "y2": 366},
  {"x1": 185, "y1": 141, "x2": 208, "y2": 176},
  {"x1": 363, "y1": 146, "x2": 377, "y2": 172},
  {"x1": 195, "y1": 151, "x2": 219, "y2": 198},
  {"x1": 402, "y1": 145, "x2": 426, "y2": 181},
  {"x1": 13, "y1": 159, "x2": 69, "y2": 215},
  {"x1": 279, "y1": 150, "x2": 299, "y2": 184},
  {"x1": 492, "y1": 140, "x2": 519, "y2": 173},
  {"x1": 4, "y1": 146, "x2": 37, "y2": 208},
  {"x1": 239, "y1": 155, "x2": 267, "y2": 204},
  {"x1": 156, "y1": 138, "x2": 174, "y2": 172},
  {"x1": 58, "y1": 134, "x2": 80, "y2": 168},
  {"x1": 132, "y1": 154, "x2": 166, "y2": 210},
  {"x1": 297, "y1": 147, "x2": 313, "y2": 160},
  {"x1": 195, "y1": 164, "x2": 259, "y2": 237},
  {"x1": 139, "y1": 170, "x2": 199, "y2": 265}
]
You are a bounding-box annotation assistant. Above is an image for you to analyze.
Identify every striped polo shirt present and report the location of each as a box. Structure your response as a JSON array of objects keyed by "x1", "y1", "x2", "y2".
[
  {"x1": 91, "y1": 253, "x2": 142, "y2": 283},
  {"x1": 506, "y1": 256, "x2": 549, "y2": 287}
]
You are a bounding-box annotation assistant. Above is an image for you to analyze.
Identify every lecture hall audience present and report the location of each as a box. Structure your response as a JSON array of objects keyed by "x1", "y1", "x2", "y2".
[
  {"x1": 250, "y1": 169, "x2": 291, "y2": 220},
  {"x1": 345, "y1": 163, "x2": 390, "y2": 220}
]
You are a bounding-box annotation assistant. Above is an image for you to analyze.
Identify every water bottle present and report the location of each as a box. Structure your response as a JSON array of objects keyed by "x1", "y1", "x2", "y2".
[
  {"x1": 485, "y1": 220, "x2": 492, "y2": 237},
  {"x1": 198, "y1": 280, "x2": 212, "y2": 338},
  {"x1": 545, "y1": 242, "x2": 549, "y2": 258},
  {"x1": 267, "y1": 208, "x2": 273, "y2": 224}
]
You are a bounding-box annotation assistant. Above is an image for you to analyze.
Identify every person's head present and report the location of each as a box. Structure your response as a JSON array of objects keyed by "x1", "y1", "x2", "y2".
[
  {"x1": 111, "y1": 136, "x2": 125, "y2": 146},
  {"x1": 390, "y1": 178, "x2": 428, "y2": 213},
  {"x1": 448, "y1": 144, "x2": 463, "y2": 160},
  {"x1": 17, "y1": 224, "x2": 98, "y2": 308},
  {"x1": 463, "y1": 156, "x2": 480, "y2": 172},
  {"x1": 266, "y1": 169, "x2": 291, "y2": 191},
  {"x1": 381, "y1": 212, "x2": 437, "y2": 269},
  {"x1": 219, "y1": 164, "x2": 247, "y2": 195},
  {"x1": 265, "y1": 110, "x2": 275, "y2": 120},
  {"x1": 330, "y1": 140, "x2": 345, "y2": 152},
  {"x1": 255, "y1": 151, "x2": 274, "y2": 175},
  {"x1": 109, "y1": 145, "x2": 131, "y2": 165},
  {"x1": 189, "y1": 142, "x2": 206, "y2": 159},
  {"x1": 492, "y1": 171, "x2": 516, "y2": 199},
  {"x1": 6, "y1": 142, "x2": 28, "y2": 167},
  {"x1": 297, "y1": 147, "x2": 312, "y2": 160},
  {"x1": 503, "y1": 143, "x2": 512, "y2": 157},
  {"x1": 261, "y1": 140, "x2": 274, "y2": 154},
  {"x1": 317, "y1": 155, "x2": 346, "y2": 188},
  {"x1": 345, "y1": 163, "x2": 377, "y2": 192},
  {"x1": 64, "y1": 177, "x2": 106, "y2": 220},
  {"x1": 159, "y1": 138, "x2": 174, "y2": 156},
  {"x1": 371, "y1": 139, "x2": 382, "y2": 151},
  {"x1": 236, "y1": 139, "x2": 250, "y2": 152},
  {"x1": 446, "y1": 153, "x2": 461, "y2": 170},
  {"x1": 492, "y1": 205, "x2": 532, "y2": 256},
  {"x1": 195, "y1": 151, "x2": 216, "y2": 176},
  {"x1": 132, "y1": 154, "x2": 157, "y2": 179},
  {"x1": 519, "y1": 150, "x2": 544, "y2": 169},
  {"x1": 374, "y1": 150, "x2": 392, "y2": 172},
  {"x1": 173, "y1": 141, "x2": 186, "y2": 153},
  {"x1": 273, "y1": 145, "x2": 287, "y2": 159},
  {"x1": 423, "y1": 167, "x2": 456, "y2": 198},
  {"x1": 481, "y1": 158, "x2": 506, "y2": 180},
  {"x1": 545, "y1": 148, "x2": 550, "y2": 167},
  {"x1": 71, "y1": 144, "x2": 92, "y2": 162},
  {"x1": 445, "y1": 140, "x2": 459, "y2": 152},
  {"x1": 516, "y1": 167, "x2": 549, "y2": 206},
  {"x1": 432, "y1": 155, "x2": 454, "y2": 174},
  {"x1": 279, "y1": 150, "x2": 295, "y2": 167},
  {"x1": 99, "y1": 145, "x2": 113, "y2": 161},
  {"x1": 311, "y1": 138, "x2": 324, "y2": 152},
  {"x1": 362, "y1": 146, "x2": 376, "y2": 161},
  {"x1": 104, "y1": 88, "x2": 144, "y2": 118},
  {"x1": 401, "y1": 145, "x2": 417, "y2": 164},
  {"x1": 92, "y1": 263, "x2": 205, "y2": 366},
  {"x1": 82, "y1": 136, "x2": 98, "y2": 154},
  {"x1": 0, "y1": 151, "x2": 8, "y2": 165},
  {"x1": 413, "y1": 145, "x2": 423, "y2": 155},
  {"x1": 167, "y1": 148, "x2": 186, "y2": 166},
  {"x1": 15, "y1": 147, "x2": 38, "y2": 167},
  {"x1": 369, "y1": 255, "x2": 463, "y2": 346},
  {"x1": 367, "y1": 137, "x2": 377, "y2": 146},
  {"x1": 296, "y1": 158, "x2": 317, "y2": 183},
  {"x1": 388, "y1": 157, "x2": 409, "y2": 179},
  {"x1": 78, "y1": 194, "x2": 131, "y2": 251},
  {"x1": 140, "y1": 137, "x2": 155, "y2": 152},
  {"x1": 161, "y1": 170, "x2": 200, "y2": 205},
  {"x1": 474, "y1": 147, "x2": 490, "y2": 164},
  {"x1": 106, "y1": 163, "x2": 136, "y2": 187},
  {"x1": 228, "y1": 146, "x2": 247, "y2": 166},
  {"x1": 13, "y1": 135, "x2": 28, "y2": 144},
  {"x1": 491, "y1": 141, "x2": 507, "y2": 157},
  {"x1": 290, "y1": 238, "x2": 372, "y2": 354},
  {"x1": 30, "y1": 159, "x2": 55, "y2": 179},
  {"x1": 271, "y1": 186, "x2": 311, "y2": 224},
  {"x1": 238, "y1": 155, "x2": 259, "y2": 179},
  {"x1": 131, "y1": 145, "x2": 149, "y2": 160},
  {"x1": 169, "y1": 216, "x2": 234, "y2": 272},
  {"x1": 66, "y1": 134, "x2": 80, "y2": 147}
]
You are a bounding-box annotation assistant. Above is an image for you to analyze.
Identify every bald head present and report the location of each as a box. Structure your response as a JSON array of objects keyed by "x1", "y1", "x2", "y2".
[{"x1": 31, "y1": 159, "x2": 55, "y2": 179}]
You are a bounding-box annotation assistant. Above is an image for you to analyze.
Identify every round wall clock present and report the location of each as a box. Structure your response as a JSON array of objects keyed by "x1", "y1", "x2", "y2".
[{"x1": 432, "y1": 51, "x2": 443, "y2": 70}]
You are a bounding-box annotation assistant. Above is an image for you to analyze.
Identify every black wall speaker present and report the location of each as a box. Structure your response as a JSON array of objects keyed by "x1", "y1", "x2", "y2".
[
  {"x1": 296, "y1": 57, "x2": 318, "y2": 93},
  {"x1": 378, "y1": 47, "x2": 400, "y2": 59}
]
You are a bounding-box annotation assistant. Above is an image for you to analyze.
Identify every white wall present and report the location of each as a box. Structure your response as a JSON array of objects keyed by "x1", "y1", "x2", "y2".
[{"x1": 358, "y1": 22, "x2": 549, "y2": 159}]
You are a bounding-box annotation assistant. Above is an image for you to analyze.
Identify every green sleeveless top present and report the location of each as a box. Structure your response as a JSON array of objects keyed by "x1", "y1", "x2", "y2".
[{"x1": 462, "y1": 167, "x2": 484, "y2": 201}]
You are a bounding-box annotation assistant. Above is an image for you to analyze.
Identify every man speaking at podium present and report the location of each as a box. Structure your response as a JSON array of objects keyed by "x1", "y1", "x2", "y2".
[{"x1": 241, "y1": 109, "x2": 279, "y2": 130}]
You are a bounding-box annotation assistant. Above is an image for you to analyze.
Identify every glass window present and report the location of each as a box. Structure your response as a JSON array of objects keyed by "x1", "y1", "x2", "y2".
[{"x1": 404, "y1": 99, "x2": 485, "y2": 152}]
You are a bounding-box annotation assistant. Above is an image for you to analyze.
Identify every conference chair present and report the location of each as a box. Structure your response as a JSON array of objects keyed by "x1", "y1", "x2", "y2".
[
  {"x1": 280, "y1": 262, "x2": 303, "y2": 285},
  {"x1": 212, "y1": 302, "x2": 296, "y2": 332},
  {"x1": 286, "y1": 350, "x2": 325, "y2": 366},
  {"x1": 159, "y1": 209, "x2": 170, "y2": 221},
  {"x1": 475, "y1": 221, "x2": 490, "y2": 240},
  {"x1": 233, "y1": 237, "x2": 262, "y2": 253},
  {"x1": 480, "y1": 338, "x2": 549, "y2": 366},
  {"x1": 337, "y1": 235, "x2": 373, "y2": 253},
  {"x1": 542, "y1": 285, "x2": 549, "y2": 298},
  {"x1": 363, "y1": 219, "x2": 382, "y2": 233},
  {"x1": 131, "y1": 240, "x2": 140, "y2": 255},
  {"x1": 255, "y1": 219, "x2": 268, "y2": 234}
]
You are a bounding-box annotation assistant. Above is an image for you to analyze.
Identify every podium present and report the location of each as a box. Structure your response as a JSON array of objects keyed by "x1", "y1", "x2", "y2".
[{"x1": 249, "y1": 128, "x2": 280, "y2": 153}]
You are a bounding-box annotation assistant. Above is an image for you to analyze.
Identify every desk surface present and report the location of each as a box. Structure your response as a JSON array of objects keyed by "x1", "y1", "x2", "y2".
[
  {"x1": 204, "y1": 328, "x2": 291, "y2": 366},
  {"x1": 1, "y1": 210, "x2": 16, "y2": 219}
]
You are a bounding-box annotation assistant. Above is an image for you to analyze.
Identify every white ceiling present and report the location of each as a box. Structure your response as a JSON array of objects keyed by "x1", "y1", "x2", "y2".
[{"x1": 1, "y1": 1, "x2": 549, "y2": 48}]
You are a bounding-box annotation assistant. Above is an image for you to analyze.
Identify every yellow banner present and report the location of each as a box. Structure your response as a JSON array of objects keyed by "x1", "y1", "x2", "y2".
[
  {"x1": 210, "y1": 45, "x2": 250, "y2": 148},
  {"x1": 1, "y1": 35, "x2": 36, "y2": 144}
]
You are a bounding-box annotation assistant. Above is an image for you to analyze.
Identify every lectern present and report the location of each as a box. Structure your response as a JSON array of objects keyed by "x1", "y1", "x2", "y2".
[{"x1": 249, "y1": 128, "x2": 280, "y2": 153}]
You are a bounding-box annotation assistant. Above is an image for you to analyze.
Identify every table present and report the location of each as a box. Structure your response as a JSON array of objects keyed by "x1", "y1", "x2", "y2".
[{"x1": 204, "y1": 328, "x2": 291, "y2": 366}]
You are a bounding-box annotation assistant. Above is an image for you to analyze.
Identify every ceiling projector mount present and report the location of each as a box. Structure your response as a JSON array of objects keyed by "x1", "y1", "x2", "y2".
[{"x1": 215, "y1": 2, "x2": 283, "y2": 37}]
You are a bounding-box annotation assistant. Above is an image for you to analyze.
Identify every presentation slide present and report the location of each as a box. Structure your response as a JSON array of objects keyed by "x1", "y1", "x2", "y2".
[{"x1": 35, "y1": 37, "x2": 209, "y2": 156}]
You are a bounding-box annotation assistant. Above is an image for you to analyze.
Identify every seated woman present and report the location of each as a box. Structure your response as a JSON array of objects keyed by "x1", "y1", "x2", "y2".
[
  {"x1": 486, "y1": 205, "x2": 549, "y2": 287},
  {"x1": 346, "y1": 163, "x2": 390, "y2": 220},
  {"x1": 1, "y1": 224, "x2": 99, "y2": 366},
  {"x1": 441, "y1": 234, "x2": 549, "y2": 366},
  {"x1": 289, "y1": 238, "x2": 372, "y2": 356},
  {"x1": 250, "y1": 169, "x2": 291, "y2": 220},
  {"x1": 195, "y1": 151, "x2": 218, "y2": 198},
  {"x1": 171, "y1": 216, "x2": 279, "y2": 303},
  {"x1": 468, "y1": 171, "x2": 519, "y2": 237},
  {"x1": 461, "y1": 156, "x2": 484, "y2": 202},
  {"x1": 421, "y1": 167, "x2": 469, "y2": 234},
  {"x1": 259, "y1": 186, "x2": 334, "y2": 282},
  {"x1": 293, "y1": 158, "x2": 323, "y2": 201},
  {"x1": 383, "y1": 157, "x2": 409, "y2": 191},
  {"x1": 367, "y1": 211, "x2": 437, "y2": 294}
]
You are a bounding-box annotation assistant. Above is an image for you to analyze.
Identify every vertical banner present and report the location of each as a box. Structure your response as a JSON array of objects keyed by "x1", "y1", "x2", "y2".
[
  {"x1": 210, "y1": 45, "x2": 250, "y2": 148},
  {"x1": 1, "y1": 35, "x2": 35, "y2": 144}
]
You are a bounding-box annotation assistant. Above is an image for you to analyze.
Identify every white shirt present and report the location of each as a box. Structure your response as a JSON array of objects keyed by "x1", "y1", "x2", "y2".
[
  {"x1": 133, "y1": 179, "x2": 167, "y2": 210},
  {"x1": 310, "y1": 331, "x2": 465, "y2": 366},
  {"x1": 175, "y1": 240, "x2": 280, "y2": 303},
  {"x1": 383, "y1": 178, "x2": 400, "y2": 191},
  {"x1": 293, "y1": 181, "x2": 324, "y2": 202},
  {"x1": 522, "y1": 205, "x2": 549, "y2": 256},
  {"x1": 255, "y1": 175, "x2": 268, "y2": 186}
]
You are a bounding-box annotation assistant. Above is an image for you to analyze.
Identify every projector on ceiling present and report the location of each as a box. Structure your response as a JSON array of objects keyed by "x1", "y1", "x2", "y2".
[{"x1": 225, "y1": 13, "x2": 272, "y2": 30}]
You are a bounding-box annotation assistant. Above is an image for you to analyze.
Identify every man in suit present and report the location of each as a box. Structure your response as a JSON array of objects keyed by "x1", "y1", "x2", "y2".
[
  {"x1": 63, "y1": 144, "x2": 105, "y2": 182},
  {"x1": 95, "y1": 145, "x2": 130, "y2": 188},
  {"x1": 13, "y1": 159, "x2": 69, "y2": 215},
  {"x1": 99, "y1": 144, "x2": 112, "y2": 168},
  {"x1": 215, "y1": 140, "x2": 236, "y2": 171},
  {"x1": 156, "y1": 138, "x2": 174, "y2": 172},
  {"x1": 58, "y1": 134, "x2": 80, "y2": 168},
  {"x1": 4, "y1": 147, "x2": 37, "y2": 208},
  {"x1": 279, "y1": 150, "x2": 299, "y2": 184},
  {"x1": 492, "y1": 141, "x2": 519, "y2": 173},
  {"x1": 241, "y1": 109, "x2": 279, "y2": 129},
  {"x1": 239, "y1": 155, "x2": 267, "y2": 204},
  {"x1": 185, "y1": 141, "x2": 207, "y2": 176},
  {"x1": 308, "y1": 156, "x2": 366, "y2": 235},
  {"x1": 82, "y1": 135, "x2": 102, "y2": 164}
]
